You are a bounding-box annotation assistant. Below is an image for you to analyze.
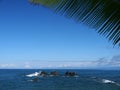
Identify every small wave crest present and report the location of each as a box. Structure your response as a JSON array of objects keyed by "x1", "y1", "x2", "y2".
[
  {"x1": 26, "y1": 71, "x2": 41, "y2": 77},
  {"x1": 102, "y1": 79, "x2": 120, "y2": 86},
  {"x1": 101, "y1": 79, "x2": 115, "y2": 84},
  {"x1": 91, "y1": 77, "x2": 120, "y2": 86}
]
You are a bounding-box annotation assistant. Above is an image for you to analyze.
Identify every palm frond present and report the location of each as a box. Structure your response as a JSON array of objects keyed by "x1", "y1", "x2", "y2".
[{"x1": 29, "y1": 0, "x2": 120, "y2": 46}]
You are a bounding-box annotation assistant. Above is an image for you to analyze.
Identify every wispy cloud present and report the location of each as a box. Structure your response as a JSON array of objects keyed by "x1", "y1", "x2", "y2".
[
  {"x1": 0, "y1": 55, "x2": 120, "y2": 69},
  {"x1": 109, "y1": 55, "x2": 120, "y2": 67},
  {"x1": 0, "y1": 64, "x2": 17, "y2": 68},
  {"x1": 96, "y1": 55, "x2": 120, "y2": 67},
  {"x1": 24, "y1": 62, "x2": 31, "y2": 68}
]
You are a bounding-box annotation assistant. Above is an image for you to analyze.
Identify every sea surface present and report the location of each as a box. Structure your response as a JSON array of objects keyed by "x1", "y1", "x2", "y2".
[{"x1": 0, "y1": 69, "x2": 120, "y2": 90}]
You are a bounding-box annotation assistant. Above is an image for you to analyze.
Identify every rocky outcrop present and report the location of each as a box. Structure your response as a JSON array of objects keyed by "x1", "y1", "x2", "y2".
[
  {"x1": 50, "y1": 71, "x2": 59, "y2": 76},
  {"x1": 65, "y1": 71, "x2": 78, "y2": 76}
]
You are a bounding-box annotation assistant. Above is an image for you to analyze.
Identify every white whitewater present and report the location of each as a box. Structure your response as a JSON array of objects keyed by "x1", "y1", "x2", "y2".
[
  {"x1": 101, "y1": 79, "x2": 120, "y2": 86},
  {"x1": 92, "y1": 77, "x2": 120, "y2": 86},
  {"x1": 26, "y1": 71, "x2": 41, "y2": 77},
  {"x1": 102, "y1": 79, "x2": 115, "y2": 84}
]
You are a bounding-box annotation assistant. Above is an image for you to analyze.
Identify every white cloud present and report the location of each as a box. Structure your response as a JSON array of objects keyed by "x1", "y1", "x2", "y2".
[
  {"x1": 96, "y1": 55, "x2": 120, "y2": 67},
  {"x1": 0, "y1": 64, "x2": 17, "y2": 68},
  {"x1": 19, "y1": 60, "x2": 109, "y2": 69},
  {"x1": 24, "y1": 63, "x2": 31, "y2": 68},
  {"x1": 0, "y1": 55, "x2": 120, "y2": 69}
]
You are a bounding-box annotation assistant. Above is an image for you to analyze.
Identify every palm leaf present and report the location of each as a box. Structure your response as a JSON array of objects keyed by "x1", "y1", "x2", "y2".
[{"x1": 29, "y1": 0, "x2": 120, "y2": 46}]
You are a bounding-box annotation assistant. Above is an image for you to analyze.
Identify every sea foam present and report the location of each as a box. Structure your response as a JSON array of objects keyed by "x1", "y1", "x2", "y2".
[
  {"x1": 26, "y1": 71, "x2": 41, "y2": 77},
  {"x1": 101, "y1": 79, "x2": 115, "y2": 84}
]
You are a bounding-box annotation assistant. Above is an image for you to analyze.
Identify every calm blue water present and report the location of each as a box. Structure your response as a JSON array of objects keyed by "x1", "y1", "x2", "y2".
[{"x1": 0, "y1": 69, "x2": 120, "y2": 90}]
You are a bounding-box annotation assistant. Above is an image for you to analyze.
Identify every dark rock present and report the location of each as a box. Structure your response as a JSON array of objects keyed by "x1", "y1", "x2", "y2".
[
  {"x1": 40, "y1": 71, "x2": 48, "y2": 76},
  {"x1": 65, "y1": 71, "x2": 78, "y2": 76},
  {"x1": 50, "y1": 71, "x2": 59, "y2": 76}
]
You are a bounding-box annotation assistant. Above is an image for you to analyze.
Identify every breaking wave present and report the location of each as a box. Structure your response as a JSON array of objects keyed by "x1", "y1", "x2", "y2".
[
  {"x1": 92, "y1": 77, "x2": 120, "y2": 86},
  {"x1": 26, "y1": 71, "x2": 41, "y2": 77}
]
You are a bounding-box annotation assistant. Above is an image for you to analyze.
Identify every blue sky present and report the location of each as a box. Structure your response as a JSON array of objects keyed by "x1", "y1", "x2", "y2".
[{"x1": 0, "y1": 0, "x2": 120, "y2": 69}]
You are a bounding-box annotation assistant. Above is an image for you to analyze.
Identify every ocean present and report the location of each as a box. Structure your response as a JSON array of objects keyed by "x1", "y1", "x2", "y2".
[{"x1": 0, "y1": 69, "x2": 120, "y2": 90}]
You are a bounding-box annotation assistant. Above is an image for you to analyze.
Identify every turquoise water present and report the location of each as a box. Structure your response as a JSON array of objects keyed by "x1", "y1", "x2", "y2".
[{"x1": 0, "y1": 69, "x2": 120, "y2": 90}]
